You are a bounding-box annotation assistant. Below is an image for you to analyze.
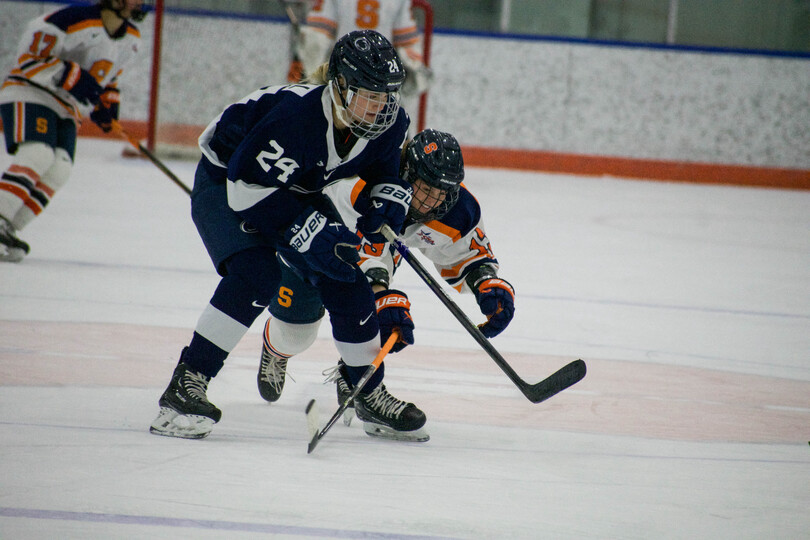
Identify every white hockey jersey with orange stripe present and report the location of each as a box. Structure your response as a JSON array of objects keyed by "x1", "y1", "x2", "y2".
[
  {"x1": 0, "y1": 4, "x2": 141, "y2": 122},
  {"x1": 298, "y1": 0, "x2": 423, "y2": 78},
  {"x1": 325, "y1": 177, "x2": 501, "y2": 294},
  {"x1": 306, "y1": 0, "x2": 420, "y2": 47}
]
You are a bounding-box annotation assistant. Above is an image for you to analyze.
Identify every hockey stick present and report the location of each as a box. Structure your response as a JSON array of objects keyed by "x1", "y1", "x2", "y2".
[
  {"x1": 3, "y1": 79, "x2": 192, "y2": 197},
  {"x1": 306, "y1": 331, "x2": 399, "y2": 454},
  {"x1": 111, "y1": 120, "x2": 192, "y2": 196},
  {"x1": 380, "y1": 224, "x2": 586, "y2": 404},
  {"x1": 278, "y1": 0, "x2": 307, "y2": 82}
]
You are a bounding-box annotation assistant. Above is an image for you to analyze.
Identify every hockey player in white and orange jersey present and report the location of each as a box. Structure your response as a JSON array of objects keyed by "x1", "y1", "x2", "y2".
[
  {"x1": 257, "y1": 130, "x2": 516, "y2": 442},
  {"x1": 294, "y1": 0, "x2": 432, "y2": 121},
  {"x1": 0, "y1": 0, "x2": 149, "y2": 262}
]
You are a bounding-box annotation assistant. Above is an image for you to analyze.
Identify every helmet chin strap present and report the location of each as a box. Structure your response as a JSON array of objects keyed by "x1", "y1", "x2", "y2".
[{"x1": 328, "y1": 80, "x2": 352, "y2": 131}]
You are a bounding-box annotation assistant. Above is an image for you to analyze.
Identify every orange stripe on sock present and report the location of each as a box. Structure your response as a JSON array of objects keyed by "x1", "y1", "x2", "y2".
[
  {"x1": 0, "y1": 182, "x2": 30, "y2": 201},
  {"x1": 23, "y1": 197, "x2": 44, "y2": 215},
  {"x1": 34, "y1": 181, "x2": 55, "y2": 198},
  {"x1": 8, "y1": 164, "x2": 41, "y2": 184},
  {"x1": 14, "y1": 102, "x2": 24, "y2": 142},
  {"x1": 262, "y1": 319, "x2": 292, "y2": 359}
]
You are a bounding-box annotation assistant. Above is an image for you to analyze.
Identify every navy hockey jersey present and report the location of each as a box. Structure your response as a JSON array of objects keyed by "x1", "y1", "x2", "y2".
[{"x1": 199, "y1": 83, "x2": 409, "y2": 239}]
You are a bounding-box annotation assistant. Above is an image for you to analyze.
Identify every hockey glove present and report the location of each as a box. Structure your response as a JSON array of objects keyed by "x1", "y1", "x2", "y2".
[
  {"x1": 374, "y1": 289, "x2": 415, "y2": 353},
  {"x1": 287, "y1": 59, "x2": 304, "y2": 83},
  {"x1": 58, "y1": 61, "x2": 102, "y2": 106},
  {"x1": 285, "y1": 207, "x2": 361, "y2": 282},
  {"x1": 356, "y1": 181, "x2": 413, "y2": 243},
  {"x1": 474, "y1": 278, "x2": 515, "y2": 338},
  {"x1": 90, "y1": 87, "x2": 120, "y2": 133}
]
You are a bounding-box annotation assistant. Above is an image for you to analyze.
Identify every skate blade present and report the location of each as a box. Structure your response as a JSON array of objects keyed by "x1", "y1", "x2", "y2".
[
  {"x1": 362, "y1": 422, "x2": 430, "y2": 442},
  {"x1": 0, "y1": 246, "x2": 25, "y2": 263},
  {"x1": 149, "y1": 407, "x2": 215, "y2": 439},
  {"x1": 342, "y1": 407, "x2": 354, "y2": 427}
]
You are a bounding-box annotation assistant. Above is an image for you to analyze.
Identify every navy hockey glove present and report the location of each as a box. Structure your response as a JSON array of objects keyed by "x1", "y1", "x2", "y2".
[
  {"x1": 90, "y1": 87, "x2": 120, "y2": 133},
  {"x1": 473, "y1": 278, "x2": 515, "y2": 338},
  {"x1": 58, "y1": 61, "x2": 102, "y2": 106},
  {"x1": 285, "y1": 207, "x2": 361, "y2": 282},
  {"x1": 374, "y1": 289, "x2": 414, "y2": 353},
  {"x1": 356, "y1": 181, "x2": 413, "y2": 243}
]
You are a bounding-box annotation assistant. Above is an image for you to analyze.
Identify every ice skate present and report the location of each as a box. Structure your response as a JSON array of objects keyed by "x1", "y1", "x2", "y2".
[
  {"x1": 150, "y1": 351, "x2": 222, "y2": 439},
  {"x1": 0, "y1": 215, "x2": 29, "y2": 263},
  {"x1": 323, "y1": 360, "x2": 355, "y2": 426},
  {"x1": 257, "y1": 344, "x2": 290, "y2": 403},
  {"x1": 354, "y1": 384, "x2": 429, "y2": 442}
]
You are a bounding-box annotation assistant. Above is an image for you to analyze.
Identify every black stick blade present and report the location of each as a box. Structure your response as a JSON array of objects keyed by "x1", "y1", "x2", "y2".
[
  {"x1": 305, "y1": 399, "x2": 320, "y2": 454},
  {"x1": 523, "y1": 359, "x2": 587, "y2": 404}
]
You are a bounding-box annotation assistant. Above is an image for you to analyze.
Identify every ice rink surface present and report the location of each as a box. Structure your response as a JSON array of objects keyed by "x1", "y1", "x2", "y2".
[{"x1": 1, "y1": 138, "x2": 808, "y2": 539}]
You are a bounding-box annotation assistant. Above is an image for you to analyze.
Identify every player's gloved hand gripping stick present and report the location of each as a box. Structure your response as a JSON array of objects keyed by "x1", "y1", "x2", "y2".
[{"x1": 380, "y1": 224, "x2": 586, "y2": 404}]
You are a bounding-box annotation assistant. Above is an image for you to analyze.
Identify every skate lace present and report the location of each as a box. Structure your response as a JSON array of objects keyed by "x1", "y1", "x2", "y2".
[
  {"x1": 182, "y1": 370, "x2": 211, "y2": 402},
  {"x1": 321, "y1": 364, "x2": 341, "y2": 383},
  {"x1": 322, "y1": 363, "x2": 351, "y2": 393},
  {"x1": 259, "y1": 349, "x2": 291, "y2": 392},
  {"x1": 362, "y1": 385, "x2": 408, "y2": 419}
]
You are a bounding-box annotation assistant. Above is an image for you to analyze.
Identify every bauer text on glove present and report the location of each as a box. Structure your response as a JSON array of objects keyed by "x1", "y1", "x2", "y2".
[
  {"x1": 375, "y1": 289, "x2": 415, "y2": 353},
  {"x1": 356, "y1": 181, "x2": 413, "y2": 243},
  {"x1": 285, "y1": 208, "x2": 361, "y2": 282}
]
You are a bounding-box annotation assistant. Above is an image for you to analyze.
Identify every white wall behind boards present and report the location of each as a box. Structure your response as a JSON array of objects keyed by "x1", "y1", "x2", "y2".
[
  {"x1": 430, "y1": 35, "x2": 809, "y2": 169},
  {"x1": 1, "y1": 2, "x2": 808, "y2": 169}
]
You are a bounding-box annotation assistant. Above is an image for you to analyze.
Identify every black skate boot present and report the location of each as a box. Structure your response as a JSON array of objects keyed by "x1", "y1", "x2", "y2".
[
  {"x1": 354, "y1": 383, "x2": 429, "y2": 442},
  {"x1": 257, "y1": 344, "x2": 289, "y2": 403},
  {"x1": 149, "y1": 349, "x2": 222, "y2": 439},
  {"x1": 0, "y1": 215, "x2": 29, "y2": 263},
  {"x1": 323, "y1": 359, "x2": 355, "y2": 425}
]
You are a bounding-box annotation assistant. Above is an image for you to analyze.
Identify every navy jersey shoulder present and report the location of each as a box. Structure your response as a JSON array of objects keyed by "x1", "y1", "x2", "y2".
[
  {"x1": 45, "y1": 5, "x2": 103, "y2": 31},
  {"x1": 227, "y1": 86, "x2": 407, "y2": 194},
  {"x1": 208, "y1": 84, "x2": 320, "y2": 167},
  {"x1": 440, "y1": 185, "x2": 481, "y2": 233},
  {"x1": 226, "y1": 85, "x2": 333, "y2": 188}
]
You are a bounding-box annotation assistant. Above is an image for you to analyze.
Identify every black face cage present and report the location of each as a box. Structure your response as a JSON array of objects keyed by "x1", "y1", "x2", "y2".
[
  {"x1": 101, "y1": 0, "x2": 152, "y2": 22},
  {"x1": 405, "y1": 176, "x2": 460, "y2": 222},
  {"x1": 331, "y1": 78, "x2": 401, "y2": 140}
]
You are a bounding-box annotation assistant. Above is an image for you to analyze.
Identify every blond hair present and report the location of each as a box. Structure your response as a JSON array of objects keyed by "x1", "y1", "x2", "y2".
[{"x1": 305, "y1": 63, "x2": 329, "y2": 85}]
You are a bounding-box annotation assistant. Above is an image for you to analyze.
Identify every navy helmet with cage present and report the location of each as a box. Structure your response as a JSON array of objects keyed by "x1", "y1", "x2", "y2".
[
  {"x1": 100, "y1": 0, "x2": 152, "y2": 22},
  {"x1": 328, "y1": 30, "x2": 405, "y2": 93},
  {"x1": 401, "y1": 129, "x2": 465, "y2": 221},
  {"x1": 327, "y1": 30, "x2": 406, "y2": 139}
]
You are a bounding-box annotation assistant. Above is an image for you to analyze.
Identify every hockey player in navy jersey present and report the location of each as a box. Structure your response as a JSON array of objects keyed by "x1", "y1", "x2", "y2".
[
  {"x1": 0, "y1": 0, "x2": 149, "y2": 262},
  {"x1": 150, "y1": 30, "x2": 415, "y2": 439},
  {"x1": 257, "y1": 129, "x2": 516, "y2": 442}
]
